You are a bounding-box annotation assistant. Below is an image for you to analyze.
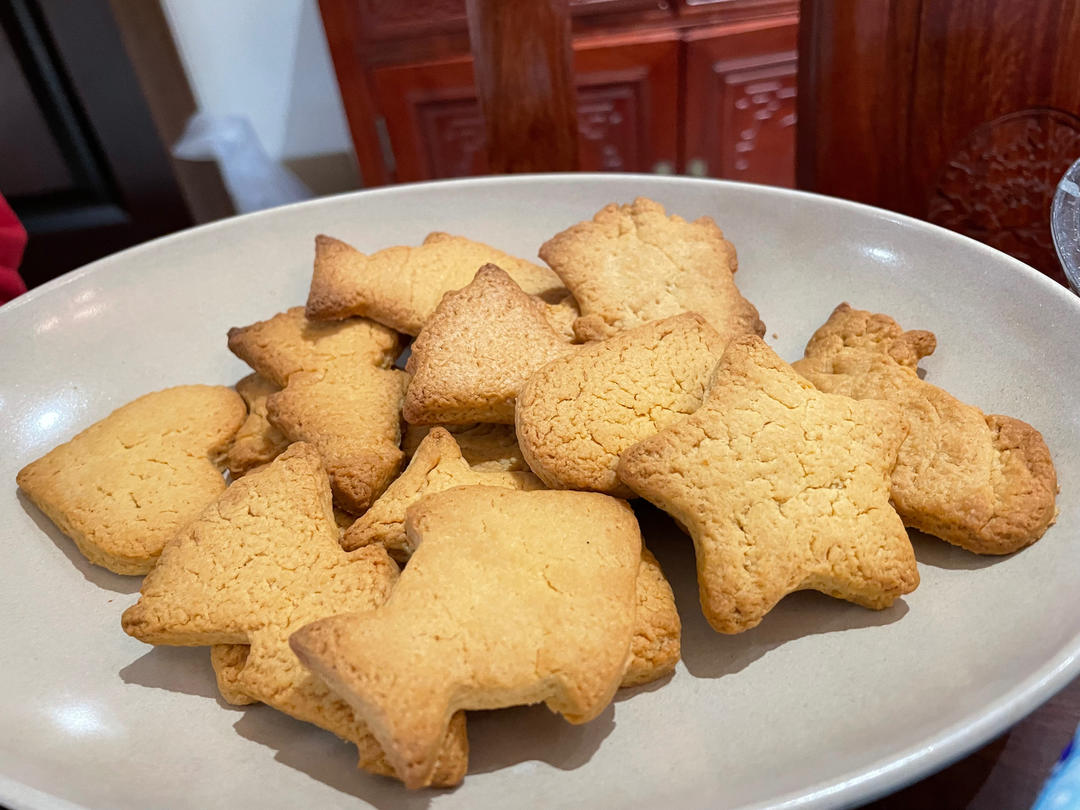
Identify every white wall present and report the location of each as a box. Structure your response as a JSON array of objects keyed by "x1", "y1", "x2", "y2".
[{"x1": 161, "y1": 0, "x2": 353, "y2": 162}]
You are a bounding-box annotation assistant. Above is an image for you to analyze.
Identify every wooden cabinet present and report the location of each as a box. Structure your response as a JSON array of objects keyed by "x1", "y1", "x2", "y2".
[
  {"x1": 684, "y1": 16, "x2": 797, "y2": 187},
  {"x1": 372, "y1": 34, "x2": 679, "y2": 181},
  {"x1": 321, "y1": 0, "x2": 798, "y2": 185},
  {"x1": 797, "y1": 0, "x2": 1080, "y2": 285}
]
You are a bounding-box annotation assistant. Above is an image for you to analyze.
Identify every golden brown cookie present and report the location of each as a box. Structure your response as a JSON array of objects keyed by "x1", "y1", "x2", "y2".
[
  {"x1": 618, "y1": 335, "x2": 919, "y2": 634},
  {"x1": 121, "y1": 443, "x2": 468, "y2": 786},
  {"x1": 291, "y1": 486, "x2": 642, "y2": 789},
  {"x1": 623, "y1": 548, "x2": 681, "y2": 687},
  {"x1": 228, "y1": 307, "x2": 409, "y2": 513},
  {"x1": 227, "y1": 306, "x2": 401, "y2": 387},
  {"x1": 226, "y1": 374, "x2": 289, "y2": 476},
  {"x1": 16, "y1": 385, "x2": 245, "y2": 575},
  {"x1": 402, "y1": 423, "x2": 527, "y2": 472},
  {"x1": 342, "y1": 427, "x2": 545, "y2": 561},
  {"x1": 403, "y1": 265, "x2": 577, "y2": 425},
  {"x1": 306, "y1": 233, "x2": 566, "y2": 335},
  {"x1": 345, "y1": 429, "x2": 679, "y2": 683},
  {"x1": 539, "y1": 197, "x2": 765, "y2": 342},
  {"x1": 210, "y1": 644, "x2": 255, "y2": 706},
  {"x1": 516, "y1": 313, "x2": 727, "y2": 496},
  {"x1": 792, "y1": 303, "x2": 1058, "y2": 554}
]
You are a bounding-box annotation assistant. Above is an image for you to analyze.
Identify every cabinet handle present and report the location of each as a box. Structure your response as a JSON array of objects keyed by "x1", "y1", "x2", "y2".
[
  {"x1": 686, "y1": 158, "x2": 709, "y2": 177},
  {"x1": 652, "y1": 160, "x2": 674, "y2": 175}
]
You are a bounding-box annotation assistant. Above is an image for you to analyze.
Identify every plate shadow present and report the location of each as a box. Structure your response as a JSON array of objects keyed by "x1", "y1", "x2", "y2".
[
  {"x1": 17, "y1": 489, "x2": 143, "y2": 594},
  {"x1": 232, "y1": 707, "x2": 445, "y2": 809},
  {"x1": 909, "y1": 530, "x2": 1009, "y2": 570},
  {"x1": 119, "y1": 645, "x2": 226, "y2": 703}
]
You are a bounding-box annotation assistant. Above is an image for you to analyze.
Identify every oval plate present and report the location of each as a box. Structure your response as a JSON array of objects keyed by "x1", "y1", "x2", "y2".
[{"x1": 2, "y1": 175, "x2": 1078, "y2": 810}]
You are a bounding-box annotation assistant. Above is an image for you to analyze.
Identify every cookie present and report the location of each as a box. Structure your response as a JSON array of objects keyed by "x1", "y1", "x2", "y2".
[
  {"x1": 290, "y1": 486, "x2": 642, "y2": 789},
  {"x1": 516, "y1": 313, "x2": 727, "y2": 496},
  {"x1": 306, "y1": 233, "x2": 566, "y2": 335},
  {"x1": 403, "y1": 265, "x2": 577, "y2": 425},
  {"x1": 624, "y1": 548, "x2": 681, "y2": 687},
  {"x1": 345, "y1": 429, "x2": 679, "y2": 682},
  {"x1": 211, "y1": 644, "x2": 255, "y2": 706},
  {"x1": 228, "y1": 307, "x2": 409, "y2": 513},
  {"x1": 618, "y1": 335, "x2": 919, "y2": 633},
  {"x1": 121, "y1": 443, "x2": 468, "y2": 786},
  {"x1": 342, "y1": 427, "x2": 545, "y2": 561},
  {"x1": 539, "y1": 197, "x2": 765, "y2": 342},
  {"x1": 226, "y1": 374, "x2": 289, "y2": 476},
  {"x1": 402, "y1": 423, "x2": 527, "y2": 472},
  {"x1": 792, "y1": 303, "x2": 1058, "y2": 554},
  {"x1": 16, "y1": 385, "x2": 245, "y2": 575}
]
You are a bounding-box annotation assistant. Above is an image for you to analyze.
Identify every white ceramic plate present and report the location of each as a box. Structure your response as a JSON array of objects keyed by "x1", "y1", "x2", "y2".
[{"x1": 2, "y1": 175, "x2": 1078, "y2": 810}]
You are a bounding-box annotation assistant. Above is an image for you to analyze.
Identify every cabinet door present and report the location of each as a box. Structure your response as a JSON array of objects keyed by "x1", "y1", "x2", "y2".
[
  {"x1": 372, "y1": 34, "x2": 679, "y2": 182},
  {"x1": 684, "y1": 16, "x2": 798, "y2": 187}
]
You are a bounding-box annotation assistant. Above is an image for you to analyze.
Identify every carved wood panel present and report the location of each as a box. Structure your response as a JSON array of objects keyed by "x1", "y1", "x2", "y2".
[
  {"x1": 684, "y1": 17, "x2": 798, "y2": 187},
  {"x1": 352, "y1": 0, "x2": 662, "y2": 41},
  {"x1": 373, "y1": 34, "x2": 678, "y2": 181},
  {"x1": 798, "y1": 0, "x2": 1080, "y2": 286}
]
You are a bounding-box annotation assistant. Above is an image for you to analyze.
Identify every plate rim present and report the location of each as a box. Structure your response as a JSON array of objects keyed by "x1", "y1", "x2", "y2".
[{"x1": 3, "y1": 173, "x2": 1077, "y2": 810}]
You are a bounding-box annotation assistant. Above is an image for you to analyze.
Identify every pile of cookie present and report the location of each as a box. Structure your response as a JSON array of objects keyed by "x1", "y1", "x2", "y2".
[{"x1": 17, "y1": 197, "x2": 1058, "y2": 790}]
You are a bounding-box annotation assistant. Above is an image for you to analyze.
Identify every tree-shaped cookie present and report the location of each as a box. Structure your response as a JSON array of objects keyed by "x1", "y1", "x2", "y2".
[
  {"x1": 793, "y1": 303, "x2": 1057, "y2": 553},
  {"x1": 619, "y1": 336, "x2": 919, "y2": 633},
  {"x1": 306, "y1": 232, "x2": 567, "y2": 334},
  {"x1": 516, "y1": 313, "x2": 727, "y2": 496},
  {"x1": 291, "y1": 486, "x2": 642, "y2": 789},
  {"x1": 403, "y1": 265, "x2": 577, "y2": 424},
  {"x1": 227, "y1": 307, "x2": 409, "y2": 513},
  {"x1": 121, "y1": 443, "x2": 468, "y2": 786},
  {"x1": 539, "y1": 197, "x2": 765, "y2": 342},
  {"x1": 17, "y1": 385, "x2": 245, "y2": 574}
]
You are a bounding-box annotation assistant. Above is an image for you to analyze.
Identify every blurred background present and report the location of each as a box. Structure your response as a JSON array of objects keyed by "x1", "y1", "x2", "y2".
[{"x1": 1, "y1": 0, "x2": 1077, "y2": 290}]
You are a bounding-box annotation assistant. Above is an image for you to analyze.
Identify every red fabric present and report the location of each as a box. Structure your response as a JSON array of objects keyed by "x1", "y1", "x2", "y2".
[{"x1": 0, "y1": 192, "x2": 28, "y2": 304}]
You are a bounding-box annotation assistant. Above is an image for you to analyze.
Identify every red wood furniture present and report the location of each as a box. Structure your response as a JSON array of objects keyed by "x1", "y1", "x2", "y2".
[
  {"x1": 797, "y1": 0, "x2": 1080, "y2": 286},
  {"x1": 319, "y1": 0, "x2": 798, "y2": 187}
]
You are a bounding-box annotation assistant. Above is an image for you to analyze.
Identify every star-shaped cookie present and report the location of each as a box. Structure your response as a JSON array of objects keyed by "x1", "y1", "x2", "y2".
[
  {"x1": 403, "y1": 265, "x2": 577, "y2": 424},
  {"x1": 306, "y1": 232, "x2": 567, "y2": 334},
  {"x1": 793, "y1": 303, "x2": 1057, "y2": 553},
  {"x1": 618, "y1": 335, "x2": 919, "y2": 633},
  {"x1": 17, "y1": 385, "x2": 245, "y2": 574},
  {"x1": 539, "y1": 197, "x2": 764, "y2": 342},
  {"x1": 227, "y1": 307, "x2": 409, "y2": 513},
  {"x1": 291, "y1": 486, "x2": 642, "y2": 789},
  {"x1": 121, "y1": 443, "x2": 468, "y2": 786}
]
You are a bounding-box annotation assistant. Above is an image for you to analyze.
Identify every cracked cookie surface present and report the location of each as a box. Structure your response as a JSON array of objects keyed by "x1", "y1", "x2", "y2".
[
  {"x1": 516, "y1": 313, "x2": 727, "y2": 496},
  {"x1": 306, "y1": 232, "x2": 566, "y2": 334},
  {"x1": 342, "y1": 427, "x2": 545, "y2": 560},
  {"x1": 228, "y1": 307, "x2": 409, "y2": 512},
  {"x1": 402, "y1": 422, "x2": 527, "y2": 472},
  {"x1": 121, "y1": 443, "x2": 468, "y2": 786},
  {"x1": 290, "y1": 486, "x2": 641, "y2": 789},
  {"x1": 17, "y1": 385, "x2": 245, "y2": 575},
  {"x1": 793, "y1": 303, "x2": 1057, "y2": 554},
  {"x1": 539, "y1": 197, "x2": 764, "y2": 342},
  {"x1": 619, "y1": 335, "x2": 918, "y2": 634},
  {"x1": 226, "y1": 374, "x2": 289, "y2": 476},
  {"x1": 404, "y1": 265, "x2": 577, "y2": 425}
]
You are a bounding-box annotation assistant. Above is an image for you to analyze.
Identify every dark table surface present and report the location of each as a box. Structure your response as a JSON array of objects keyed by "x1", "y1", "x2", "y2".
[{"x1": 860, "y1": 675, "x2": 1080, "y2": 808}]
